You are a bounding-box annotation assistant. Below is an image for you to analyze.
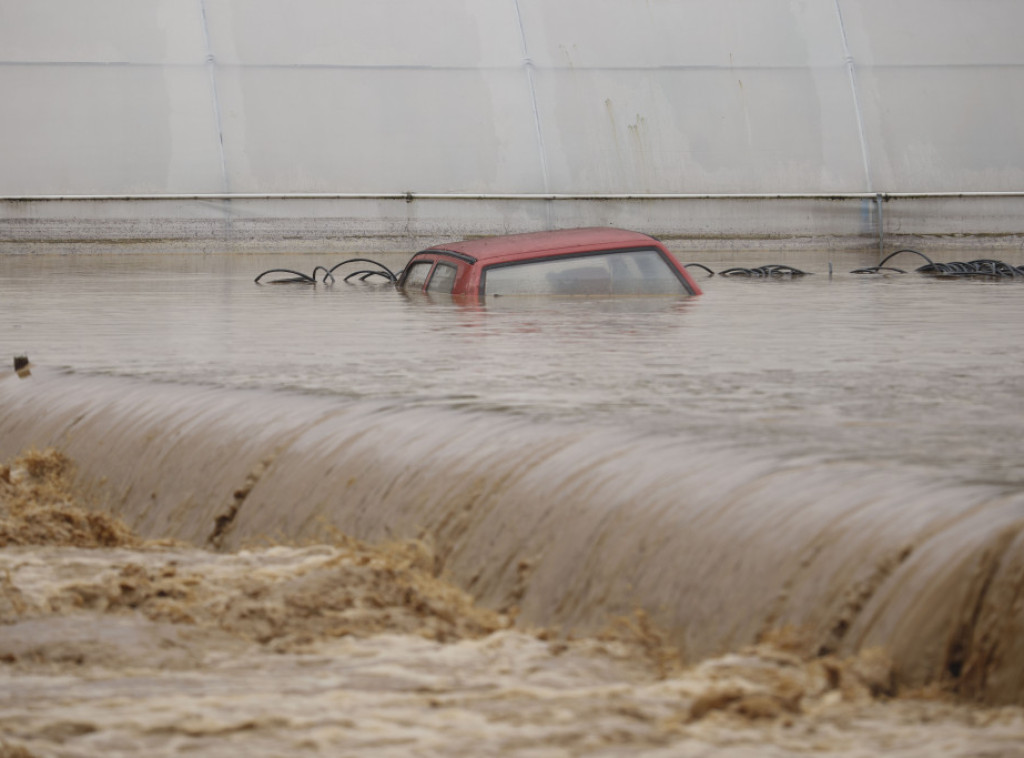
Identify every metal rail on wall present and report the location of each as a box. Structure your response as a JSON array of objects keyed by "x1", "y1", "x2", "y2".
[{"x1": 4, "y1": 192, "x2": 1024, "y2": 201}]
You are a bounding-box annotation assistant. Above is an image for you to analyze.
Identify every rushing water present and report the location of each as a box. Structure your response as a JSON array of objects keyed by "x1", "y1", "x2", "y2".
[
  {"x1": 2, "y1": 249, "x2": 1024, "y2": 755},
  {"x1": 4, "y1": 250, "x2": 1024, "y2": 483}
]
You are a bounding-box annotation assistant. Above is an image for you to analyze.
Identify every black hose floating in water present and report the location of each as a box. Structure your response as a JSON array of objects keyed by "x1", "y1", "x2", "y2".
[
  {"x1": 312, "y1": 265, "x2": 334, "y2": 284},
  {"x1": 850, "y1": 266, "x2": 908, "y2": 274},
  {"x1": 683, "y1": 263, "x2": 716, "y2": 277},
  {"x1": 343, "y1": 270, "x2": 396, "y2": 282},
  {"x1": 916, "y1": 259, "x2": 1024, "y2": 278},
  {"x1": 852, "y1": 249, "x2": 1024, "y2": 278},
  {"x1": 325, "y1": 258, "x2": 399, "y2": 283},
  {"x1": 255, "y1": 258, "x2": 400, "y2": 285},
  {"x1": 716, "y1": 264, "x2": 811, "y2": 278},
  {"x1": 852, "y1": 249, "x2": 936, "y2": 275},
  {"x1": 253, "y1": 268, "x2": 318, "y2": 285}
]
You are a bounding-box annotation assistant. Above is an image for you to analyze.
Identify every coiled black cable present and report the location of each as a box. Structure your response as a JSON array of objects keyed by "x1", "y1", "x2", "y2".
[
  {"x1": 852, "y1": 249, "x2": 1024, "y2": 278},
  {"x1": 343, "y1": 270, "x2": 396, "y2": 282},
  {"x1": 252, "y1": 268, "x2": 318, "y2": 285},
  {"x1": 717, "y1": 264, "x2": 811, "y2": 278},
  {"x1": 851, "y1": 248, "x2": 935, "y2": 274},
  {"x1": 255, "y1": 257, "x2": 399, "y2": 285},
  {"x1": 916, "y1": 259, "x2": 1023, "y2": 278},
  {"x1": 325, "y1": 258, "x2": 399, "y2": 283},
  {"x1": 683, "y1": 263, "x2": 716, "y2": 277}
]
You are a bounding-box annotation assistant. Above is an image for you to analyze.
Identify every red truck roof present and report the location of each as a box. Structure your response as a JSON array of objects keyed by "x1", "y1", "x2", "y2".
[
  {"x1": 427, "y1": 227, "x2": 666, "y2": 263},
  {"x1": 404, "y1": 227, "x2": 702, "y2": 297}
]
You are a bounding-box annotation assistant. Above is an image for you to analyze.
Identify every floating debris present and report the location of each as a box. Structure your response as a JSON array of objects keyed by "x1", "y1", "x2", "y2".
[
  {"x1": 254, "y1": 258, "x2": 399, "y2": 285},
  {"x1": 853, "y1": 250, "x2": 1024, "y2": 278}
]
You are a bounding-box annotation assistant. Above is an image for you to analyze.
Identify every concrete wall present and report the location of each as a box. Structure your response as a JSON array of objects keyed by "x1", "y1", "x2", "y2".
[{"x1": 2, "y1": 0, "x2": 1023, "y2": 251}]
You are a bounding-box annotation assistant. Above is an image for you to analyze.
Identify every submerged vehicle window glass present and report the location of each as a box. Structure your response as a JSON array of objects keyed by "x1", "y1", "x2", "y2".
[
  {"x1": 401, "y1": 261, "x2": 432, "y2": 290},
  {"x1": 426, "y1": 263, "x2": 457, "y2": 294},
  {"x1": 483, "y1": 249, "x2": 688, "y2": 297}
]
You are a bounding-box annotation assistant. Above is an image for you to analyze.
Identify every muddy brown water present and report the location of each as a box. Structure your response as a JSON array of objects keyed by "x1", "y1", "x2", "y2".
[{"x1": 1, "y1": 250, "x2": 1024, "y2": 755}]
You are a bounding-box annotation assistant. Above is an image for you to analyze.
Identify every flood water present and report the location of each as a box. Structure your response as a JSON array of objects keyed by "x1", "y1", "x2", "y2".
[
  {"x1": 2, "y1": 249, "x2": 1024, "y2": 755},
  {"x1": 4, "y1": 250, "x2": 1024, "y2": 482}
]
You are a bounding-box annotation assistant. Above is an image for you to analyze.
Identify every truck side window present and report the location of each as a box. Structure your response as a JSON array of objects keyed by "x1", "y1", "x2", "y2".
[
  {"x1": 426, "y1": 263, "x2": 458, "y2": 294},
  {"x1": 401, "y1": 261, "x2": 433, "y2": 290}
]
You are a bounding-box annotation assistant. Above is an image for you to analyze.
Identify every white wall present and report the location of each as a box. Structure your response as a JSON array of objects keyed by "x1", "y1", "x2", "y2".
[{"x1": 2, "y1": 0, "x2": 1023, "y2": 196}]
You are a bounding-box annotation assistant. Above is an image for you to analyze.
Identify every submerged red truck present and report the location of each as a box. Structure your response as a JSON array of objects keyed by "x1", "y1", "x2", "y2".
[{"x1": 398, "y1": 227, "x2": 702, "y2": 298}]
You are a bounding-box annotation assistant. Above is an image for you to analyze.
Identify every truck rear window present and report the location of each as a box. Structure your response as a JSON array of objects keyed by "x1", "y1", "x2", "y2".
[
  {"x1": 401, "y1": 261, "x2": 432, "y2": 289},
  {"x1": 482, "y1": 249, "x2": 688, "y2": 297}
]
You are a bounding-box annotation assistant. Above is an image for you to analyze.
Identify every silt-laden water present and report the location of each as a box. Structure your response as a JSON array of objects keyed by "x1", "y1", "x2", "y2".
[{"x1": 1, "y1": 250, "x2": 1023, "y2": 755}]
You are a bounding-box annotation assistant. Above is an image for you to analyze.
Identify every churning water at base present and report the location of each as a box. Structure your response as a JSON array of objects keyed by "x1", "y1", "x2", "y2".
[{"x1": 2, "y1": 250, "x2": 1024, "y2": 754}]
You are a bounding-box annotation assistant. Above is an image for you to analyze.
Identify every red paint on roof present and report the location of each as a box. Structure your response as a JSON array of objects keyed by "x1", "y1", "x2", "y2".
[
  {"x1": 430, "y1": 227, "x2": 663, "y2": 262},
  {"x1": 406, "y1": 227, "x2": 703, "y2": 297}
]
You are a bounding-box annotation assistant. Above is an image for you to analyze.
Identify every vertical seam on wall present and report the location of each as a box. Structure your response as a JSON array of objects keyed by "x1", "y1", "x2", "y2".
[
  {"x1": 833, "y1": 0, "x2": 873, "y2": 193},
  {"x1": 512, "y1": 0, "x2": 551, "y2": 194},
  {"x1": 199, "y1": 0, "x2": 230, "y2": 193}
]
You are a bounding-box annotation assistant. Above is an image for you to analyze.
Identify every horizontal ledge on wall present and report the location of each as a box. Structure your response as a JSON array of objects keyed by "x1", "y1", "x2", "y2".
[{"x1": 4, "y1": 192, "x2": 1024, "y2": 202}]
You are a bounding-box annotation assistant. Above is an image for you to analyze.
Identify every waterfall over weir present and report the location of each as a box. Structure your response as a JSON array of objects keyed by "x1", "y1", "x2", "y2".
[{"x1": 2, "y1": 367, "x2": 1022, "y2": 704}]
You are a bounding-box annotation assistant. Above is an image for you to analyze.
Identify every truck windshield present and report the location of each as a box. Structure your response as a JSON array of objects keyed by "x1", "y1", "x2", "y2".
[{"x1": 482, "y1": 249, "x2": 689, "y2": 297}]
